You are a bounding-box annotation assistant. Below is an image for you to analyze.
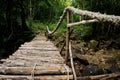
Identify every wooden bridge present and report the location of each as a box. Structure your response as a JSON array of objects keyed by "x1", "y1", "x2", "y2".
[
  {"x1": 0, "y1": 7, "x2": 120, "y2": 80},
  {"x1": 0, "y1": 33, "x2": 73, "y2": 80}
]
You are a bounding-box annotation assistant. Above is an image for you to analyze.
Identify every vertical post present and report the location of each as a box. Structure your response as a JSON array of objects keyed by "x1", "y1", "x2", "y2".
[{"x1": 65, "y1": 11, "x2": 70, "y2": 63}]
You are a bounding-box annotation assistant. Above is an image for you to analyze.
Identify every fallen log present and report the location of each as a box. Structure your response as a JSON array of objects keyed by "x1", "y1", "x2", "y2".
[{"x1": 77, "y1": 72, "x2": 120, "y2": 80}]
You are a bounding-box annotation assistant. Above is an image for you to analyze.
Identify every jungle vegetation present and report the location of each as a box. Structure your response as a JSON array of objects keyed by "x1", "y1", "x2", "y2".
[{"x1": 0, "y1": 0, "x2": 120, "y2": 58}]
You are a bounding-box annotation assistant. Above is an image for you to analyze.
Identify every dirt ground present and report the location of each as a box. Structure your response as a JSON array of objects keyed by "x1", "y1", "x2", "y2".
[{"x1": 51, "y1": 35, "x2": 120, "y2": 79}]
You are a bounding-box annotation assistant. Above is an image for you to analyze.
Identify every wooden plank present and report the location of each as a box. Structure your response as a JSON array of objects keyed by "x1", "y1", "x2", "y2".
[
  {"x1": 0, "y1": 75, "x2": 73, "y2": 80},
  {"x1": 25, "y1": 40, "x2": 53, "y2": 43},
  {"x1": 3, "y1": 58, "x2": 64, "y2": 64},
  {"x1": 21, "y1": 44, "x2": 55, "y2": 47},
  {"x1": 19, "y1": 46, "x2": 58, "y2": 50},
  {"x1": 12, "y1": 53, "x2": 61, "y2": 58},
  {"x1": 11, "y1": 54, "x2": 62, "y2": 58},
  {"x1": 13, "y1": 53, "x2": 61, "y2": 58},
  {"x1": 19, "y1": 47, "x2": 58, "y2": 51},
  {"x1": 9, "y1": 56, "x2": 64, "y2": 61},
  {"x1": 24, "y1": 43, "x2": 54, "y2": 45},
  {"x1": 15, "y1": 49, "x2": 60, "y2": 54},
  {"x1": 3, "y1": 59, "x2": 64, "y2": 67},
  {"x1": 12, "y1": 50, "x2": 61, "y2": 56},
  {"x1": 0, "y1": 66, "x2": 72, "y2": 75},
  {"x1": 2, "y1": 61, "x2": 65, "y2": 67}
]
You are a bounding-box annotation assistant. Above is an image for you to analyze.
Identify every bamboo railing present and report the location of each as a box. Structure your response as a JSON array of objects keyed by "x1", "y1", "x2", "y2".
[{"x1": 46, "y1": 7, "x2": 120, "y2": 80}]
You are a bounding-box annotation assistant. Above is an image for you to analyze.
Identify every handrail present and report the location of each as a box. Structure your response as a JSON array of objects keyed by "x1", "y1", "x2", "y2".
[
  {"x1": 66, "y1": 7, "x2": 120, "y2": 25},
  {"x1": 46, "y1": 7, "x2": 120, "y2": 34},
  {"x1": 46, "y1": 7, "x2": 120, "y2": 80},
  {"x1": 46, "y1": 8, "x2": 67, "y2": 35},
  {"x1": 67, "y1": 19, "x2": 98, "y2": 27}
]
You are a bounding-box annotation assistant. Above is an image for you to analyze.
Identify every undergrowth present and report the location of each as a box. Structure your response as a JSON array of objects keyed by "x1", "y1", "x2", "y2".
[{"x1": 26, "y1": 18, "x2": 92, "y2": 39}]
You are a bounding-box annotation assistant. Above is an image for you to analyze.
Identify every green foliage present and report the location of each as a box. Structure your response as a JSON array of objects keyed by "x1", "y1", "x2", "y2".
[
  {"x1": 87, "y1": 0, "x2": 120, "y2": 37},
  {"x1": 26, "y1": 19, "x2": 46, "y2": 32},
  {"x1": 64, "y1": 0, "x2": 72, "y2": 7},
  {"x1": 74, "y1": 25, "x2": 93, "y2": 38},
  {"x1": 89, "y1": 0, "x2": 120, "y2": 15},
  {"x1": 47, "y1": 20, "x2": 66, "y2": 36},
  {"x1": 0, "y1": 0, "x2": 120, "y2": 60}
]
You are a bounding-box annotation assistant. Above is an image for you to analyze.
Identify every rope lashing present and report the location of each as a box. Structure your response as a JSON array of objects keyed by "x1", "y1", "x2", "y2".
[{"x1": 31, "y1": 63, "x2": 37, "y2": 80}]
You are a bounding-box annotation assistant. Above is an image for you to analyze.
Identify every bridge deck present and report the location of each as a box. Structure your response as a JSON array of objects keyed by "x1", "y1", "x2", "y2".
[{"x1": 0, "y1": 33, "x2": 73, "y2": 80}]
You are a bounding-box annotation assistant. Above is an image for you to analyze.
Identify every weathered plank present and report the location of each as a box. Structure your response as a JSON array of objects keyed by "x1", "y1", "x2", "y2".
[
  {"x1": 13, "y1": 52, "x2": 60, "y2": 58},
  {"x1": 2, "y1": 61, "x2": 64, "y2": 67},
  {"x1": 0, "y1": 66, "x2": 72, "y2": 75},
  {"x1": 0, "y1": 75, "x2": 73, "y2": 80},
  {"x1": 14, "y1": 49, "x2": 60, "y2": 54},
  {"x1": 21, "y1": 44, "x2": 55, "y2": 47},
  {"x1": 3, "y1": 62, "x2": 63, "y2": 67},
  {"x1": 24, "y1": 41, "x2": 54, "y2": 44},
  {"x1": 4, "y1": 58, "x2": 64, "y2": 65},
  {"x1": 19, "y1": 46, "x2": 58, "y2": 50}
]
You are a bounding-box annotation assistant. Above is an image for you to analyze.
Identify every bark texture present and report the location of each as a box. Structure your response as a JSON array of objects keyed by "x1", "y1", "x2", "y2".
[{"x1": 66, "y1": 7, "x2": 120, "y2": 25}]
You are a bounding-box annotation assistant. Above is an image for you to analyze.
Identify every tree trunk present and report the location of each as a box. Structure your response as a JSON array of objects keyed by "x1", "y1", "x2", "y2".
[
  {"x1": 6, "y1": 0, "x2": 13, "y2": 34},
  {"x1": 19, "y1": 1, "x2": 29, "y2": 31}
]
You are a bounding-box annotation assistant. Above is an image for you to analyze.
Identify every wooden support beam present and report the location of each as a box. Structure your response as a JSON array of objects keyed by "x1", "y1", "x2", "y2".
[{"x1": 65, "y1": 11, "x2": 70, "y2": 63}]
